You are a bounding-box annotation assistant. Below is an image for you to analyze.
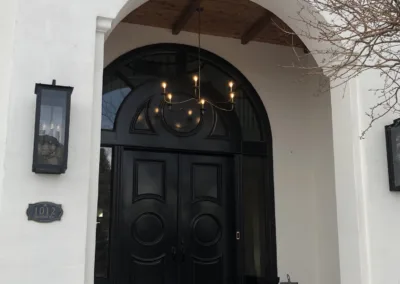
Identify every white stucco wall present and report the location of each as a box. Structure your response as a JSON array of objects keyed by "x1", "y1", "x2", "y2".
[
  {"x1": 356, "y1": 69, "x2": 400, "y2": 284},
  {"x1": 2, "y1": 0, "x2": 399, "y2": 284},
  {"x1": 0, "y1": 1, "x2": 101, "y2": 283},
  {"x1": 0, "y1": 0, "x2": 19, "y2": 210},
  {"x1": 105, "y1": 22, "x2": 340, "y2": 284}
]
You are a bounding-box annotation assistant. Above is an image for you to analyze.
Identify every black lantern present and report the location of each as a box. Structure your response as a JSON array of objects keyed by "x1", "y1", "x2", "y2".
[
  {"x1": 385, "y1": 118, "x2": 400, "y2": 191},
  {"x1": 32, "y1": 80, "x2": 73, "y2": 174}
]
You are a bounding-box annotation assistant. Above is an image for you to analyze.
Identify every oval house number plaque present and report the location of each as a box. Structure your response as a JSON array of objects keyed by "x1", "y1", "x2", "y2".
[{"x1": 26, "y1": 202, "x2": 63, "y2": 223}]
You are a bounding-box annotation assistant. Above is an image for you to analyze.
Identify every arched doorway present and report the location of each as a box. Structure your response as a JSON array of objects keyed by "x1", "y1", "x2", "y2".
[{"x1": 96, "y1": 44, "x2": 277, "y2": 284}]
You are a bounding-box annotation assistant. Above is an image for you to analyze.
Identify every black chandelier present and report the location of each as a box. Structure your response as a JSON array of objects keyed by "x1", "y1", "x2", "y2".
[{"x1": 160, "y1": 7, "x2": 235, "y2": 115}]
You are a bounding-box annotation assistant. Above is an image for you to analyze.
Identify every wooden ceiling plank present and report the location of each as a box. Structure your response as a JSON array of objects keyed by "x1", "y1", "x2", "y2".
[
  {"x1": 172, "y1": 0, "x2": 202, "y2": 35},
  {"x1": 122, "y1": 0, "x2": 305, "y2": 48},
  {"x1": 241, "y1": 12, "x2": 273, "y2": 45}
]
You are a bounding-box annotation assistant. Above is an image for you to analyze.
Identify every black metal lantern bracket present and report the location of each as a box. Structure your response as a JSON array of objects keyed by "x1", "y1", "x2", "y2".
[
  {"x1": 385, "y1": 118, "x2": 400, "y2": 191},
  {"x1": 32, "y1": 80, "x2": 73, "y2": 174}
]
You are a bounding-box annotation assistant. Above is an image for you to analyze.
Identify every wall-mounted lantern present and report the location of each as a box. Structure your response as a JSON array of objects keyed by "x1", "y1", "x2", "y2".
[
  {"x1": 32, "y1": 80, "x2": 73, "y2": 174},
  {"x1": 385, "y1": 118, "x2": 400, "y2": 191}
]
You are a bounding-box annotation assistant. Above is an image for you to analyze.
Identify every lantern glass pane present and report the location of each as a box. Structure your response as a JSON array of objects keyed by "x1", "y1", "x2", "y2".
[
  {"x1": 391, "y1": 127, "x2": 400, "y2": 187},
  {"x1": 37, "y1": 89, "x2": 67, "y2": 166}
]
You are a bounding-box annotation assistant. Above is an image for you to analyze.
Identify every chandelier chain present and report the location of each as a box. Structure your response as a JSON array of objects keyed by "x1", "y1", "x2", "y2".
[
  {"x1": 197, "y1": 7, "x2": 201, "y2": 101},
  {"x1": 160, "y1": 6, "x2": 235, "y2": 115}
]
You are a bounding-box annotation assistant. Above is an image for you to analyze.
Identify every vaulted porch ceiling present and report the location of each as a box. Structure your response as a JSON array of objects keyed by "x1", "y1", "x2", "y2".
[{"x1": 122, "y1": 0, "x2": 305, "y2": 48}]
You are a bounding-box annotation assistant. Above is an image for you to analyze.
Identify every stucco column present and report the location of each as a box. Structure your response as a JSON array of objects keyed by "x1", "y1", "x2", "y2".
[
  {"x1": 84, "y1": 16, "x2": 113, "y2": 284},
  {"x1": 0, "y1": 1, "x2": 112, "y2": 282},
  {"x1": 329, "y1": 80, "x2": 371, "y2": 284}
]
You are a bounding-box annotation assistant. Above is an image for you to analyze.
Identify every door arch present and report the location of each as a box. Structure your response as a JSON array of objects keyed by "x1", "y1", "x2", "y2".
[{"x1": 96, "y1": 43, "x2": 277, "y2": 284}]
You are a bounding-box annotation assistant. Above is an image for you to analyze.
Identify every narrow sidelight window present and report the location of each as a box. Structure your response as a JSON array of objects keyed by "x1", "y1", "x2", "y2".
[
  {"x1": 95, "y1": 147, "x2": 113, "y2": 279},
  {"x1": 243, "y1": 156, "x2": 267, "y2": 279}
]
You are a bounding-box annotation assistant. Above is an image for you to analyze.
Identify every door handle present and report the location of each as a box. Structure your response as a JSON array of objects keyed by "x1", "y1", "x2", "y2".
[{"x1": 171, "y1": 246, "x2": 177, "y2": 262}]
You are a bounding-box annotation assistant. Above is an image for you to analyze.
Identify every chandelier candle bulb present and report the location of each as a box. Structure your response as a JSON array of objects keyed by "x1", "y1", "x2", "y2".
[
  {"x1": 167, "y1": 94, "x2": 173, "y2": 111},
  {"x1": 230, "y1": 92, "x2": 235, "y2": 103},
  {"x1": 200, "y1": 99, "x2": 206, "y2": 115},
  {"x1": 193, "y1": 75, "x2": 199, "y2": 87},
  {"x1": 229, "y1": 81, "x2": 234, "y2": 92},
  {"x1": 162, "y1": 82, "x2": 167, "y2": 93}
]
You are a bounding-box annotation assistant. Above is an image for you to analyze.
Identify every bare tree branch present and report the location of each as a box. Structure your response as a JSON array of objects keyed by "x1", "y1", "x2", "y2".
[{"x1": 279, "y1": 0, "x2": 400, "y2": 137}]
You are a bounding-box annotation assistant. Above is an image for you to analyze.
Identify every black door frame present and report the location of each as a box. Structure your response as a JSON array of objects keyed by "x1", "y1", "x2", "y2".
[{"x1": 97, "y1": 44, "x2": 278, "y2": 284}]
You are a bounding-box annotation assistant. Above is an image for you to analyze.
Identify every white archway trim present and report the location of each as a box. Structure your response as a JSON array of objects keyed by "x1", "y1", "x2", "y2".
[
  {"x1": 91, "y1": 1, "x2": 370, "y2": 284},
  {"x1": 348, "y1": 78, "x2": 372, "y2": 284},
  {"x1": 329, "y1": 81, "x2": 371, "y2": 284},
  {"x1": 105, "y1": 0, "x2": 149, "y2": 40},
  {"x1": 84, "y1": 15, "x2": 113, "y2": 284}
]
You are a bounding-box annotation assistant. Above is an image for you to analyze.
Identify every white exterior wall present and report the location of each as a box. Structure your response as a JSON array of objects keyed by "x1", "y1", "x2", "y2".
[
  {"x1": 0, "y1": 0, "x2": 399, "y2": 284},
  {"x1": 104, "y1": 23, "x2": 340, "y2": 284},
  {"x1": 0, "y1": 0, "x2": 19, "y2": 210},
  {"x1": 357, "y1": 69, "x2": 400, "y2": 284},
  {"x1": 0, "y1": 1, "x2": 101, "y2": 283}
]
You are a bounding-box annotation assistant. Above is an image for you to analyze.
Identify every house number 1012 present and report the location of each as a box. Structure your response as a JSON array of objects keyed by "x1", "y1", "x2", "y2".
[{"x1": 26, "y1": 202, "x2": 63, "y2": 223}]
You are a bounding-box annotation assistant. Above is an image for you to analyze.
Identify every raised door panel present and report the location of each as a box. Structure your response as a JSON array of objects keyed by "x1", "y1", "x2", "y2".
[
  {"x1": 121, "y1": 150, "x2": 178, "y2": 284},
  {"x1": 179, "y1": 154, "x2": 235, "y2": 284},
  {"x1": 135, "y1": 160, "x2": 165, "y2": 199}
]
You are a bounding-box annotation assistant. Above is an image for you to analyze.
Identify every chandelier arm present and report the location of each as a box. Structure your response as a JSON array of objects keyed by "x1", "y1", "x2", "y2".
[
  {"x1": 163, "y1": 97, "x2": 197, "y2": 105},
  {"x1": 205, "y1": 100, "x2": 235, "y2": 112},
  {"x1": 214, "y1": 100, "x2": 236, "y2": 104}
]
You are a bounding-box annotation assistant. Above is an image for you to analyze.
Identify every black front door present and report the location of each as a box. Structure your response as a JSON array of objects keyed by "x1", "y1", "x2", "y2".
[{"x1": 119, "y1": 149, "x2": 235, "y2": 284}]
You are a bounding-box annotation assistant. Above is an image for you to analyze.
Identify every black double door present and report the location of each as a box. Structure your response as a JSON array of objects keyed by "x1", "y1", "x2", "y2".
[{"x1": 118, "y1": 150, "x2": 235, "y2": 284}]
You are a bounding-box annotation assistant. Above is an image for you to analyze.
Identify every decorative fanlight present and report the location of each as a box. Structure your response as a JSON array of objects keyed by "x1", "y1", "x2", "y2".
[{"x1": 160, "y1": 7, "x2": 235, "y2": 115}]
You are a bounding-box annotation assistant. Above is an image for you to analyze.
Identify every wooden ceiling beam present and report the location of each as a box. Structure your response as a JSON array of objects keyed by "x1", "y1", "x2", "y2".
[
  {"x1": 241, "y1": 12, "x2": 273, "y2": 45},
  {"x1": 172, "y1": 0, "x2": 202, "y2": 35}
]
